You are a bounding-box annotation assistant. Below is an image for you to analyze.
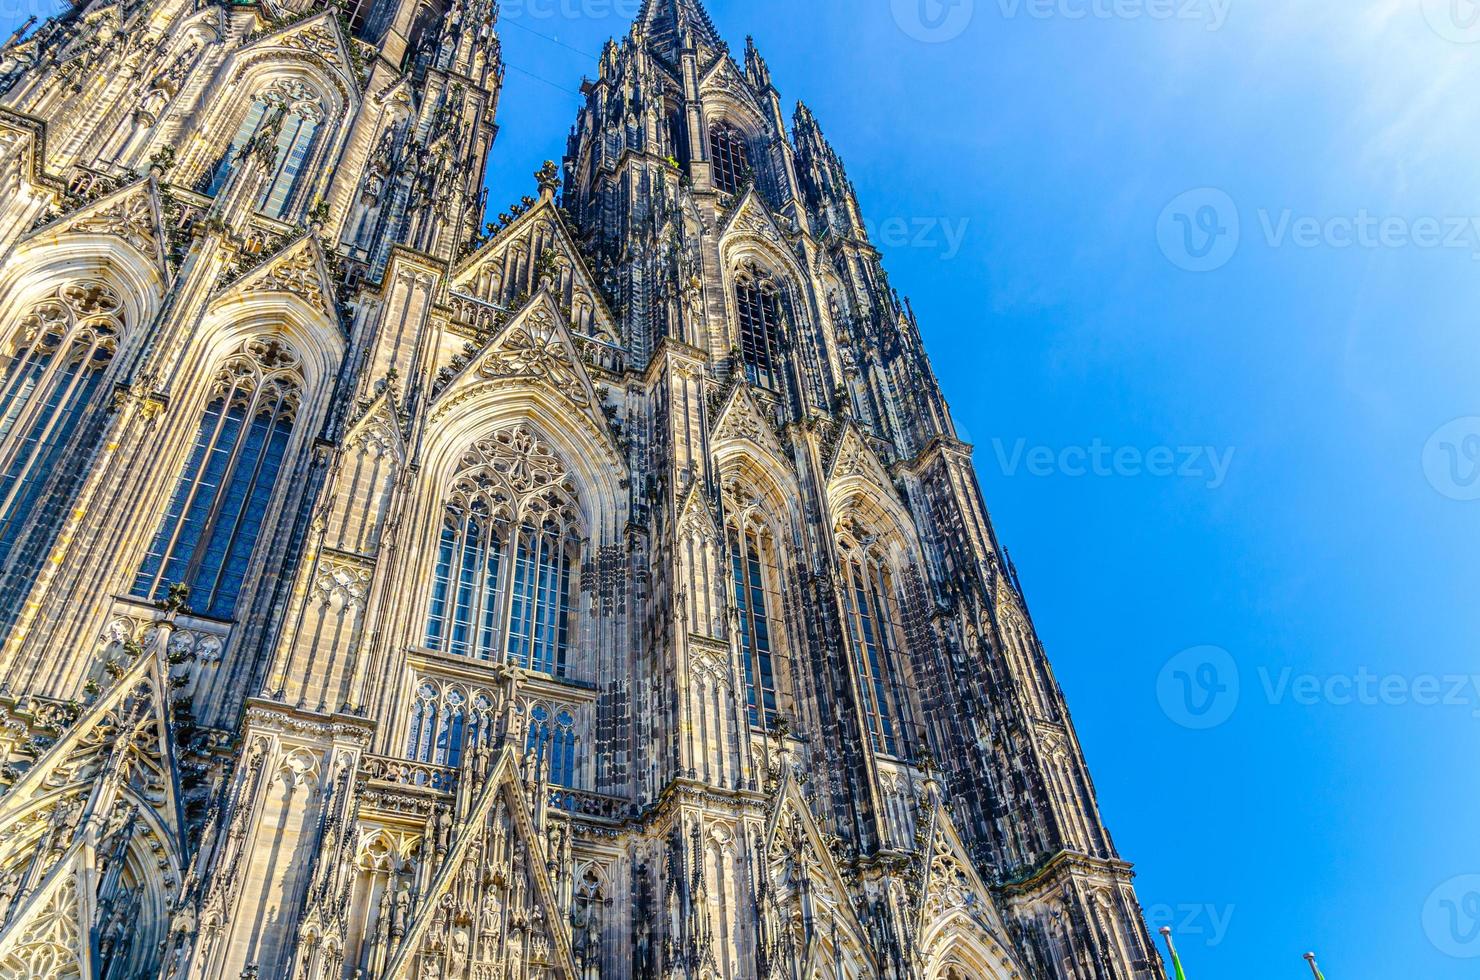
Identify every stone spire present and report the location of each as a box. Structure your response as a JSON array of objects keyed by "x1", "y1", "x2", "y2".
[
  {"x1": 793, "y1": 100, "x2": 869, "y2": 243},
  {"x1": 636, "y1": 0, "x2": 722, "y2": 48}
]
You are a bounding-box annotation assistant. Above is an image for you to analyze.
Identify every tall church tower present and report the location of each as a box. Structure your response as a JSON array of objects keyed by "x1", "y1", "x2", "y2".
[{"x1": 0, "y1": 0, "x2": 1160, "y2": 975}]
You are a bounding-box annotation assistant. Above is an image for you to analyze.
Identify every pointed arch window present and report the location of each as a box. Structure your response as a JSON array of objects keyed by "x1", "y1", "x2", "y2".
[
  {"x1": 709, "y1": 122, "x2": 751, "y2": 196},
  {"x1": 735, "y1": 265, "x2": 783, "y2": 390},
  {"x1": 572, "y1": 868, "x2": 606, "y2": 969},
  {"x1": 728, "y1": 522, "x2": 781, "y2": 729},
  {"x1": 0, "y1": 282, "x2": 122, "y2": 568},
  {"x1": 424, "y1": 426, "x2": 582, "y2": 676},
  {"x1": 525, "y1": 704, "x2": 577, "y2": 787},
  {"x1": 839, "y1": 539, "x2": 907, "y2": 756},
  {"x1": 202, "y1": 78, "x2": 325, "y2": 220},
  {"x1": 427, "y1": 499, "x2": 508, "y2": 660},
  {"x1": 506, "y1": 518, "x2": 576, "y2": 675},
  {"x1": 131, "y1": 339, "x2": 302, "y2": 619},
  {"x1": 407, "y1": 681, "x2": 479, "y2": 767}
]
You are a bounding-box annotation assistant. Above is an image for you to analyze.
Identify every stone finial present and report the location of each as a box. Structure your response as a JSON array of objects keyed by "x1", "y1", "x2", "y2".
[
  {"x1": 536, "y1": 160, "x2": 559, "y2": 200},
  {"x1": 147, "y1": 145, "x2": 175, "y2": 178}
]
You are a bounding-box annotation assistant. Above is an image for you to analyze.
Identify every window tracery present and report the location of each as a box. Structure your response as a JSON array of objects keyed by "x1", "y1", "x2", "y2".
[
  {"x1": 424, "y1": 426, "x2": 581, "y2": 674},
  {"x1": 201, "y1": 77, "x2": 326, "y2": 220},
  {"x1": 734, "y1": 263, "x2": 783, "y2": 391},
  {"x1": 837, "y1": 521, "x2": 908, "y2": 756},
  {"x1": 132, "y1": 337, "x2": 302, "y2": 618},
  {"x1": 708, "y1": 122, "x2": 750, "y2": 196},
  {"x1": 405, "y1": 680, "x2": 580, "y2": 790},
  {"x1": 524, "y1": 702, "x2": 577, "y2": 787},
  {"x1": 727, "y1": 516, "x2": 782, "y2": 729},
  {"x1": 0, "y1": 281, "x2": 123, "y2": 567}
]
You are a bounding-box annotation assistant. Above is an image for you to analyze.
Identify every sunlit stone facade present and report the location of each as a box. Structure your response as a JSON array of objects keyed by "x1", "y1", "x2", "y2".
[{"x1": 0, "y1": 0, "x2": 1160, "y2": 976}]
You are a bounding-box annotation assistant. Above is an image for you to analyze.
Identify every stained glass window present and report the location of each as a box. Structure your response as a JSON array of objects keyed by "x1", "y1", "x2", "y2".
[
  {"x1": 0, "y1": 283, "x2": 121, "y2": 567},
  {"x1": 729, "y1": 525, "x2": 780, "y2": 728},
  {"x1": 132, "y1": 340, "x2": 299, "y2": 619}
]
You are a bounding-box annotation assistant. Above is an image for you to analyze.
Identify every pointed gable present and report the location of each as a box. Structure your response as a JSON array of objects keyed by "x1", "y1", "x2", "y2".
[
  {"x1": 382, "y1": 748, "x2": 578, "y2": 979},
  {"x1": 0, "y1": 639, "x2": 191, "y2": 977},
  {"x1": 913, "y1": 787, "x2": 1025, "y2": 973},
  {"x1": 721, "y1": 186, "x2": 790, "y2": 247},
  {"x1": 341, "y1": 384, "x2": 407, "y2": 464},
  {"x1": 711, "y1": 381, "x2": 783, "y2": 458},
  {"x1": 762, "y1": 768, "x2": 877, "y2": 973},
  {"x1": 430, "y1": 291, "x2": 610, "y2": 444},
  {"x1": 451, "y1": 197, "x2": 619, "y2": 343},
  {"x1": 0, "y1": 847, "x2": 93, "y2": 978},
  {"x1": 249, "y1": 10, "x2": 358, "y2": 85},
  {"x1": 23, "y1": 175, "x2": 168, "y2": 276},
  {"x1": 212, "y1": 233, "x2": 338, "y2": 323},
  {"x1": 827, "y1": 421, "x2": 898, "y2": 494},
  {"x1": 677, "y1": 479, "x2": 720, "y2": 545},
  {"x1": 699, "y1": 50, "x2": 763, "y2": 102},
  {"x1": 0, "y1": 646, "x2": 189, "y2": 854}
]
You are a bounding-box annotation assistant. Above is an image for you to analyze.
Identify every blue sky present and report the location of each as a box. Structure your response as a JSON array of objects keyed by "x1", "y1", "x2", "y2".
[{"x1": 480, "y1": 1, "x2": 1480, "y2": 975}]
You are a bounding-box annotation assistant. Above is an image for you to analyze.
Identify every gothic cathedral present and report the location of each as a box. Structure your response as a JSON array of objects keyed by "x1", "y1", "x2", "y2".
[{"x1": 0, "y1": 0, "x2": 1161, "y2": 976}]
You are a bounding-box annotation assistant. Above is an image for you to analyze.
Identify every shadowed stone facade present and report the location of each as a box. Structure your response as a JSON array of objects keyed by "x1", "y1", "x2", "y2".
[{"x1": 0, "y1": 0, "x2": 1161, "y2": 976}]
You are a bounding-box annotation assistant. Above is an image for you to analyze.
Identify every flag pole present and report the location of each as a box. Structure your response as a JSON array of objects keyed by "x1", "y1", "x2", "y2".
[
  {"x1": 1304, "y1": 952, "x2": 1325, "y2": 979},
  {"x1": 1159, "y1": 926, "x2": 1188, "y2": 980}
]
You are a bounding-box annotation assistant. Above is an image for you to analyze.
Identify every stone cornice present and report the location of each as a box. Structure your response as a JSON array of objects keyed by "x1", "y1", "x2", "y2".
[{"x1": 242, "y1": 698, "x2": 377, "y2": 745}]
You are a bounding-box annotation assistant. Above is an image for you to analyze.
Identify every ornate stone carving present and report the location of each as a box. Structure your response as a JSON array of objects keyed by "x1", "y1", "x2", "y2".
[
  {"x1": 240, "y1": 242, "x2": 329, "y2": 315},
  {"x1": 64, "y1": 185, "x2": 159, "y2": 259},
  {"x1": 311, "y1": 556, "x2": 372, "y2": 610},
  {"x1": 475, "y1": 307, "x2": 589, "y2": 407},
  {"x1": 275, "y1": 21, "x2": 344, "y2": 68}
]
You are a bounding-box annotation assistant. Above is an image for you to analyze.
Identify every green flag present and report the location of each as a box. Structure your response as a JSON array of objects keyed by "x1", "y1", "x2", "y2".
[{"x1": 1159, "y1": 927, "x2": 1188, "y2": 980}]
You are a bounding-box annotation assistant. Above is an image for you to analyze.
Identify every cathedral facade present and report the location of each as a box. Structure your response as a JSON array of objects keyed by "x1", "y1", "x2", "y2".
[{"x1": 0, "y1": 0, "x2": 1162, "y2": 976}]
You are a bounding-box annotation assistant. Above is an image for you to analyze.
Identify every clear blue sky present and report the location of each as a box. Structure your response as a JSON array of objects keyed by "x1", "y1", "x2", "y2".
[{"x1": 482, "y1": 2, "x2": 1480, "y2": 975}]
